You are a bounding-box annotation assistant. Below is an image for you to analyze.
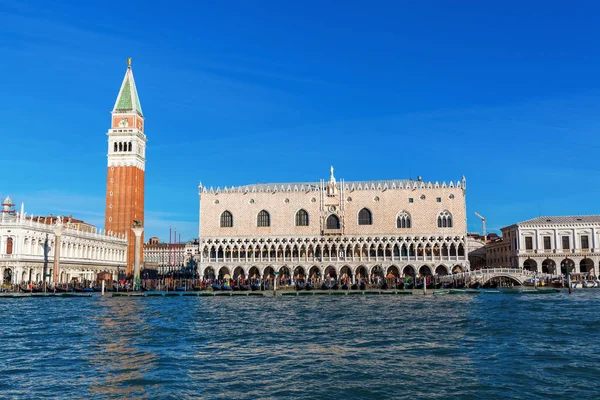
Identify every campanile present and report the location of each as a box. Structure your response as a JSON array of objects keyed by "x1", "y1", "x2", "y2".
[{"x1": 105, "y1": 59, "x2": 146, "y2": 277}]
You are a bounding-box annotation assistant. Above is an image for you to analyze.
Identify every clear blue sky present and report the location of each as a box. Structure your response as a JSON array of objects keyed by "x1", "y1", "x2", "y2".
[{"x1": 1, "y1": 1, "x2": 599, "y2": 241}]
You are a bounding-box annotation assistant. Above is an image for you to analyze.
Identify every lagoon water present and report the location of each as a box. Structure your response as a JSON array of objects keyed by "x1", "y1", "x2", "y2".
[{"x1": 1, "y1": 291, "x2": 599, "y2": 399}]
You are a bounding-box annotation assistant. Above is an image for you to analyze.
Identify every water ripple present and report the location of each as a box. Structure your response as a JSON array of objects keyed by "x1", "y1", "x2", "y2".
[{"x1": 1, "y1": 292, "x2": 600, "y2": 399}]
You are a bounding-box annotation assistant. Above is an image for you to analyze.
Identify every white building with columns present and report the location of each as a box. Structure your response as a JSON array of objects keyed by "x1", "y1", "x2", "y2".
[
  {"x1": 487, "y1": 216, "x2": 600, "y2": 275},
  {"x1": 198, "y1": 168, "x2": 469, "y2": 283},
  {"x1": 0, "y1": 197, "x2": 128, "y2": 285}
]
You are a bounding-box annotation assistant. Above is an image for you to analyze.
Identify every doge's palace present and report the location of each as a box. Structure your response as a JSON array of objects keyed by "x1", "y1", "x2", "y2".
[{"x1": 198, "y1": 168, "x2": 469, "y2": 283}]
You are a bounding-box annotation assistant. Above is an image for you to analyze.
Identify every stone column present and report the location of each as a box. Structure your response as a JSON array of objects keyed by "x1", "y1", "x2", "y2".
[
  {"x1": 132, "y1": 227, "x2": 144, "y2": 288},
  {"x1": 53, "y1": 226, "x2": 64, "y2": 284}
]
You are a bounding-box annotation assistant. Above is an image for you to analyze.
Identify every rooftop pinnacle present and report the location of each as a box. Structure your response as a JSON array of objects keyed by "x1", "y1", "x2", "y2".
[{"x1": 113, "y1": 58, "x2": 143, "y2": 116}]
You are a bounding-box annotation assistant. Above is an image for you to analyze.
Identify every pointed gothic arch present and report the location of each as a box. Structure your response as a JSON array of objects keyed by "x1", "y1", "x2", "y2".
[{"x1": 396, "y1": 211, "x2": 411, "y2": 228}]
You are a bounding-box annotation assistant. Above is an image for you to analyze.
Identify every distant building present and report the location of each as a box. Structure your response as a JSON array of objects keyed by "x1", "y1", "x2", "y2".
[
  {"x1": 486, "y1": 216, "x2": 600, "y2": 274},
  {"x1": 0, "y1": 197, "x2": 127, "y2": 285},
  {"x1": 198, "y1": 168, "x2": 469, "y2": 282},
  {"x1": 143, "y1": 237, "x2": 199, "y2": 276},
  {"x1": 26, "y1": 214, "x2": 97, "y2": 234},
  {"x1": 467, "y1": 233, "x2": 486, "y2": 269}
]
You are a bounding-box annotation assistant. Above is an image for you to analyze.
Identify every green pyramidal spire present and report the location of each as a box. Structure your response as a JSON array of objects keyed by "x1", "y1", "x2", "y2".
[{"x1": 113, "y1": 60, "x2": 143, "y2": 116}]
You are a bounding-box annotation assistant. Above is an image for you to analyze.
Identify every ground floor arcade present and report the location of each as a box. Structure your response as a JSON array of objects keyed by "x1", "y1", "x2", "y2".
[
  {"x1": 199, "y1": 262, "x2": 469, "y2": 284},
  {"x1": 0, "y1": 262, "x2": 123, "y2": 286},
  {"x1": 520, "y1": 255, "x2": 600, "y2": 275}
]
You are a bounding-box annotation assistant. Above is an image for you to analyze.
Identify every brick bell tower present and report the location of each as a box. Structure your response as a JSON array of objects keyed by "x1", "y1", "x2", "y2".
[{"x1": 105, "y1": 59, "x2": 146, "y2": 277}]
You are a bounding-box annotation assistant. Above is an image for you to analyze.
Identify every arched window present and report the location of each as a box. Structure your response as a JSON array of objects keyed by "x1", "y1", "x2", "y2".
[
  {"x1": 358, "y1": 208, "x2": 372, "y2": 225},
  {"x1": 113, "y1": 142, "x2": 117, "y2": 152},
  {"x1": 118, "y1": 142, "x2": 123, "y2": 152},
  {"x1": 437, "y1": 210, "x2": 453, "y2": 228},
  {"x1": 220, "y1": 211, "x2": 233, "y2": 227},
  {"x1": 128, "y1": 142, "x2": 132, "y2": 152},
  {"x1": 257, "y1": 210, "x2": 270, "y2": 227},
  {"x1": 396, "y1": 211, "x2": 411, "y2": 229},
  {"x1": 295, "y1": 209, "x2": 309, "y2": 226},
  {"x1": 326, "y1": 214, "x2": 340, "y2": 229}
]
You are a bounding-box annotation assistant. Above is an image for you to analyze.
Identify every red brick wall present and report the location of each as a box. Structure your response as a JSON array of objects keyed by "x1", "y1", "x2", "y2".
[{"x1": 105, "y1": 165, "x2": 145, "y2": 276}]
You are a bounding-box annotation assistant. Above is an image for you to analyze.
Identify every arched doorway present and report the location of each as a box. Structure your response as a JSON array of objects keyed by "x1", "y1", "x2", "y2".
[
  {"x1": 203, "y1": 267, "x2": 215, "y2": 279},
  {"x1": 4, "y1": 268, "x2": 13, "y2": 284},
  {"x1": 340, "y1": 266, "x2": 352, "y2": 283},
  {"x1": 386, "y1": 265, "x2": 399, "y2": 287},
  {"x1": 308, "y1": 266, "x2": 321, "y2": 282},
  {"x1": 248, "y1": 266, "x2": 261, "y2": 282},
  {"x1": 523, "y1": 259, "x2": 537, "y2": 272},
  {"x1": 233, "y1": 266, "x2": 245, "y2": 281},
  {"x1": 452, "y1": 265, "x2": 463, "y2": 274},
  {"x1": 435, "y1": 265, "x2": 449, "y2": 275},
  {"x1": 279, "y1": 266, "x2": 291, "y2": 285},
  {"x1": 419, "y1": 265, "x2": 432, "y2": 276},
  {"x1": 325, "y1": 265, "x2": 337, "y2": 280},
  {"x1": 263, "y1": 266, "x2": 275, "y2": 281},
  {"x1": 370, "y1": 265, "x2": 384, "y2": 279},
  {"x1": 218, "y1": 266, "x2": 230, "y2": 280},
  {"x1": 542, "y1": 259, "x2": 556, "y2": 274},
  {"x1": 561, "y1": 258, "x2": 575, "y2": 275},
  {"x1": 294, "y1": 266, "x2": 305, "y2": 281},
  {"x1": 386, "y1": 265, "x2": 400, "y2": 278},
  {"x1": 355, "y1": 266, "x2": 368, "y2": 280},
  {"x1": 580, "y1": 258, "x2": 594, "y2": 274},
  {"x1": 402, "y1": 265, "x2": 416, "y2": 277}
]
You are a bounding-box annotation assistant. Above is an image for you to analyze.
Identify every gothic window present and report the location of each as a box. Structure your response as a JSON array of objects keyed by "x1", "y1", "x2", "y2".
[
  {"x1": 396, "y1": 211, "x2": 411, "y2": 229},
  {"x1": 220, "y1": 211, "x2": 233, "y2": 228},
  {"x1": 295, "y1": 209, "x2": 309, "y2": 226},
  {"x1": 128, "y1": 142, "x2": 132, "y2": 152},
  {"x1": 437, "y1": 210, "x2": 453, "y2": 228},
  {"x1": 114, "y1": 143, "x2": 117, "y2": 152},
  {"x1": 326, "y1": 214, "x2": 340, "y2": 229},
  {"x1": 257, "y1": 210, "x2": 270, "y2": 227},
  {"x1": 358, "y1": 208, "x2": 372, "y2": 225},
  {"x1": 118, "y1": 142, "x2": 123, "y2": 152}
]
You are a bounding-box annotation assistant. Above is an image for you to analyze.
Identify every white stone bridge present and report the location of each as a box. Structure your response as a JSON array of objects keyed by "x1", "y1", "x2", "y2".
[{"x1": 439, "y1": 268, "x2": 558, "y2": 286}]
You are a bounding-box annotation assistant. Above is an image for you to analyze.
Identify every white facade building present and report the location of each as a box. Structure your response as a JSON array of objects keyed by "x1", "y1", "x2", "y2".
[
  {"x1": 487, "y1": 216, "x2": 600, "y2": 275},
  {"x1": 0, "y1": 199, "x2": 128, "y2": 285}
]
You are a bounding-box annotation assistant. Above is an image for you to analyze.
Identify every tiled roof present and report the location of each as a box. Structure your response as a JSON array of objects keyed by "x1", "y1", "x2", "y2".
[{"x1": 518, "y1": 216, "x2": 600, "y2": 225}]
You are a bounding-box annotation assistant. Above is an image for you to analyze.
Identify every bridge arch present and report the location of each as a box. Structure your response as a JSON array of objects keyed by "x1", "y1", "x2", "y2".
[{"x1": 482, "y1": 274, "x2": 523, "y2": 286}]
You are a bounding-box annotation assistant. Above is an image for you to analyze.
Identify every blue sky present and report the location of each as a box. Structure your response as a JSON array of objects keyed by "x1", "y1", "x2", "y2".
[{"x1": 1, "y1": 1, "x2": 599, "y2": 240}]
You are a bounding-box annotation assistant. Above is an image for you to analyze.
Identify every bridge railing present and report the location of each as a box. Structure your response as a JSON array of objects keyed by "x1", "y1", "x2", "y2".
[{"x1": 438, "y1": 268, "x2": 559, "y2": 282}]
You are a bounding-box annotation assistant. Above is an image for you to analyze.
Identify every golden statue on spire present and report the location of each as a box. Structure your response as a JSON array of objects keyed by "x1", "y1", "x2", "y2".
[{"x1": 127, "y1": 57, "x2": 132, "y2": 67}]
